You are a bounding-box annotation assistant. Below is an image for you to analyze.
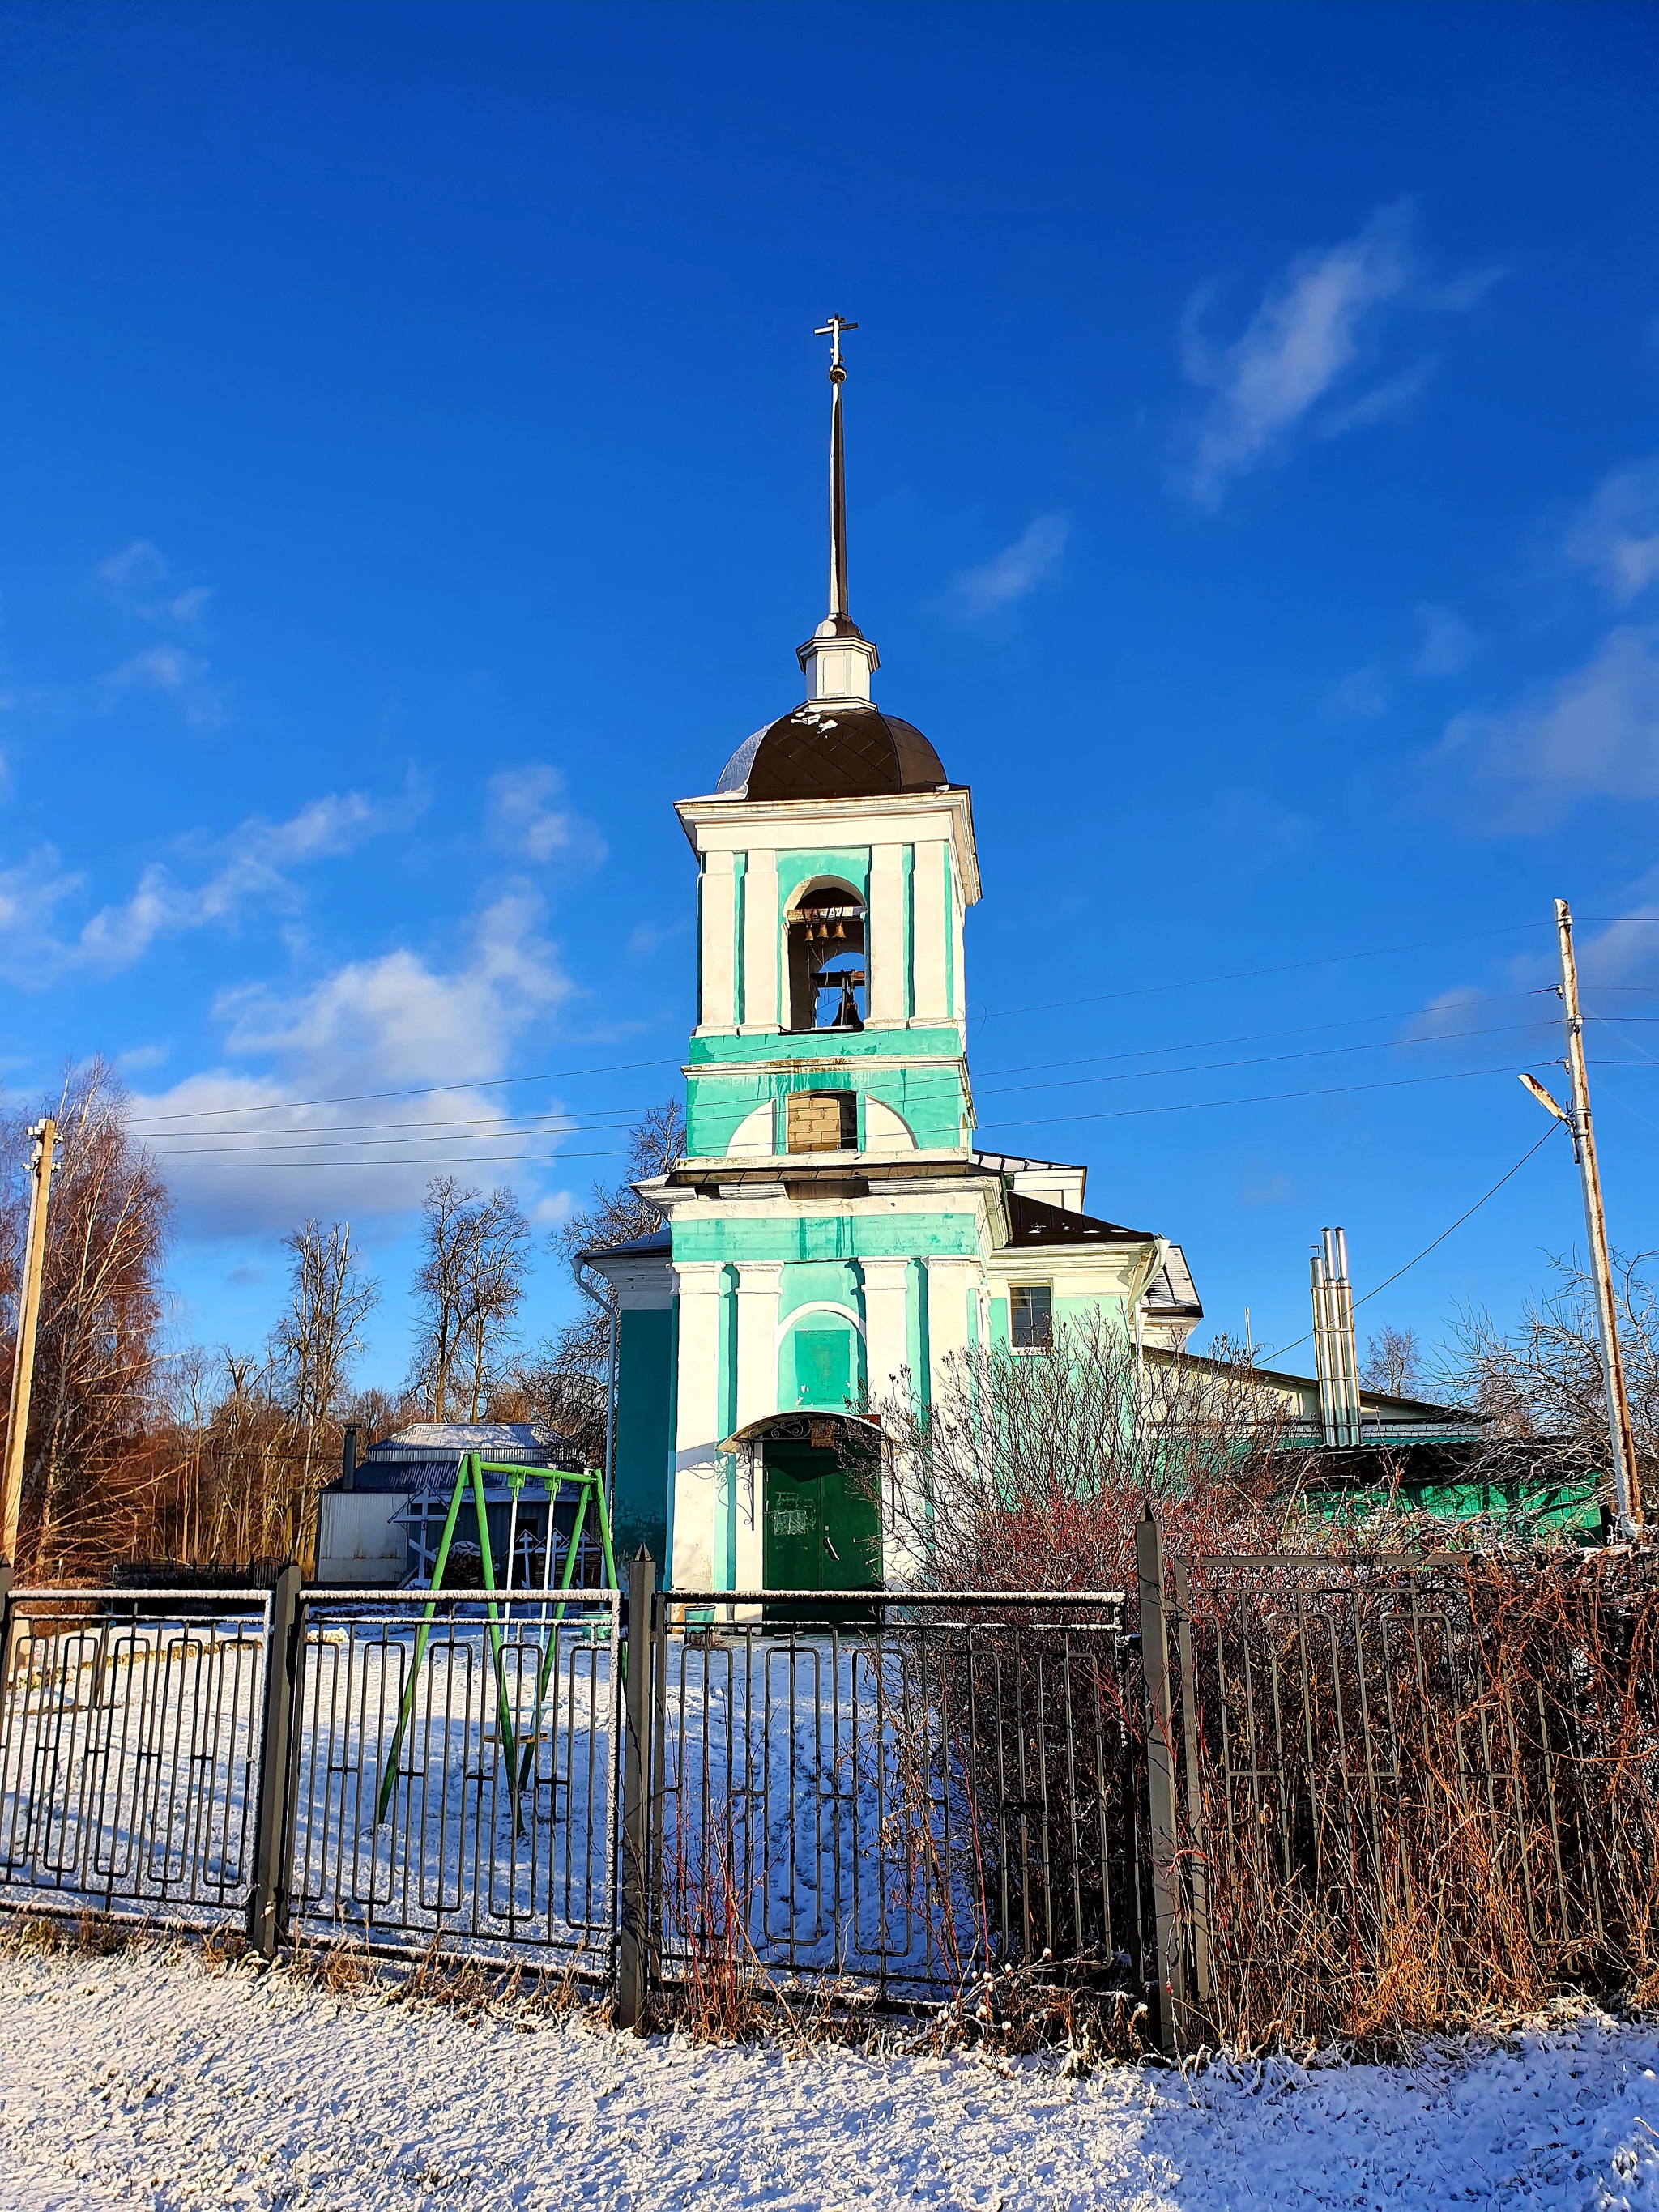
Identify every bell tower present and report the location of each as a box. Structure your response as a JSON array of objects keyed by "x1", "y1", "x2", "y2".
[{"x1": 582, "y1": 320, "x2": 1179, "y2": 1596}]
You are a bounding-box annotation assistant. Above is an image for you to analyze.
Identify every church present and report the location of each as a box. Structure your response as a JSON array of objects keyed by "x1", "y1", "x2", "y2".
[{"x1": 583, "y1": 322, "x2": 1201, "y2": 1595}]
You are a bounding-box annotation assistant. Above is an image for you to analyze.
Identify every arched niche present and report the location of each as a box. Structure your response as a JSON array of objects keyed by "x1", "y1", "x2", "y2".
[{"x1": 784, "y1": 876, "x2": 867, "y2": 1034}]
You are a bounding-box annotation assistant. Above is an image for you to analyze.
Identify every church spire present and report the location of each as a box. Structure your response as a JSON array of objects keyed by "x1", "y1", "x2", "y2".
[
  {"x1": 797, "y1": 316, "x2": 880, "y2": 705},
  {"x1": 820, "y1": 313, "x2": 854, "y2": 624}
]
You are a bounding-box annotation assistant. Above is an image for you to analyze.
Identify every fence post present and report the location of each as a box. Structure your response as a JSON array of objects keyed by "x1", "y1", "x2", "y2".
[
  {"x1": 1137, "y1": 1511, "x2": 1185, "y2": 2052},
  {"x1": 246, "y1": 1562, "x2": 303, "y2": 1961},
  {"x1": 0, "y1": 1562, "x2": 12, "y2": 1707},
  {"x1": 616, "y1": 1548, "x2": 657, "y2": 2031},
  {"x1": 1171, "y1": 1558, "x2": 1210, "y2": 2009}
]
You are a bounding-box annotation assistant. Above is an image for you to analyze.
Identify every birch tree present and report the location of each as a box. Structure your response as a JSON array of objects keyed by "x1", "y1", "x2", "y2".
[{"x1": 407, "y1": 1178, "x2": 531, "y2": 1421}]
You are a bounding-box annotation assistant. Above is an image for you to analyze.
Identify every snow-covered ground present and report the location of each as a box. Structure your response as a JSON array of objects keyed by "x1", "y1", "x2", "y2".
[{"x1": 0, "y1": 1943, "x2": 1657, "y2": 2209}]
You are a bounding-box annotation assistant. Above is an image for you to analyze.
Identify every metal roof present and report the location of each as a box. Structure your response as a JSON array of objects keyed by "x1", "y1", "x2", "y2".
[
  {"x1": 1003, "y1": 1191, "x2": 1153, "y2": 1246},
  {"x1": 716, "y1": 703, "x2": 948, "y2": 802}
]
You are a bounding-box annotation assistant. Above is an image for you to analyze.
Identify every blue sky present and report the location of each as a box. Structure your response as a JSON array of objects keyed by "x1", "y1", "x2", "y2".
[{"x1": 1, "y1": 0, "x2": 1656, "y2": 1385}]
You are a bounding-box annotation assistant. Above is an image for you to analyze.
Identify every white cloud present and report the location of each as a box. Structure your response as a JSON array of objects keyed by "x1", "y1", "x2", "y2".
[
  {"x1": 1414, "y1": 602, "x2": 1482, "y2": 677},
  {"x1": 485, "y1": 765, "x2": 607, "y2": 867},
  {"x1": 92, "y1": 540, "x2": 214, "y2": 626},
  {"x1": 0, "y1": 849, "x2": 83, "y2": 954},
  {"x1": 93, "y1": 541, "x2": 171, "y2": 599},
  {"x1": 76, "y1": 789, "x2": 412, "y2": 971},
  {"x1": 1572, "y1": 901, "x2": 1659, "y2": 992},
  {"x1": 1325, "y1": 667, "x2": 1389, "y2": 720},
  {"x1": 1432, "y1": 624, "x2": 1659, "y2": 831},
  {"x1": 1312, "y1": 358, "x2": 1437, "y2": 439},
  {"x1": 0, "y1": 785, "x2": 418, "y2": 983},
  {"x1": 1175, "y1": 204, "x2": 1487, "y2": 507},
  {"x1": 1205, "y1": 792, "x2": 1317, "y2": 885},
  {"x1": 134, "y1": 892, "x2": 578, "y2": 1236},
  {"x1": 103, "y1": 645, "x2": 225, "y2": 730},
  {"x1": 92, "y1": 541, "x2": 214, "y2": 627},
  {"x1": 1565, "y1": 458, "x2": 1659, "y2": 606},
  {"x1": 949, "y1": 515, "x2": 1069, "y2": 618}
]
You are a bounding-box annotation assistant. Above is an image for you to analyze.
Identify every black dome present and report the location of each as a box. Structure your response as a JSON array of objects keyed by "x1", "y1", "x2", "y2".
[{"x1": 716, "y1": 703, "x2": 948, "y2": 803}]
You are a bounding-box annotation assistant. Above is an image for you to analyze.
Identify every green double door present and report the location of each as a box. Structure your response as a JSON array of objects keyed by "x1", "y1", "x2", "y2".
[{"x1": 761, "y1": 1434, "x2": 882, "y2": 1593}]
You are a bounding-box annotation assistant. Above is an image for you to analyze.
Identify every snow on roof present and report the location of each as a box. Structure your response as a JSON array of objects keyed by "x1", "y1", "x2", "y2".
[{"x1": 367, "y1": 1421, "x2": 557, "y2": 1463}]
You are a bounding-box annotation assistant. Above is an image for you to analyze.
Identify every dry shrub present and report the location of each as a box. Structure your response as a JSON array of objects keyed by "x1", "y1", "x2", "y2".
[
  {"x1": 655, "y1": 1802, "x2": 781, "y2": 2041},
  {"x1": 1186, "y1": 1544, "x2": 1659, "y2": 2055},
  {"x1": 275, "y1": 1926, "x2": 595, "y2": 2023},
  {"x1": 870, "y1": 1319, "x2": 1293, "y2": 1596},
  {"x1": 0, "y1": 1908, "x2": 137, "y2": 1958},
  {"x1": 919, "y1": 1961, "x2": 1149, "y2": 2066}
]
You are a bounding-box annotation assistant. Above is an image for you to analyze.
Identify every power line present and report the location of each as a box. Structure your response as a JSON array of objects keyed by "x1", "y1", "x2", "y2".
[
  {"x1": 1257, "y1": 1124, "x2": 1564, "y2": 1365},
  {"x1": 970, "y1": 1020, "x2": 1548, "y2": 1106},
  {"x1": 130, "y1": 991, "x2": 1558, "y2": 1146},
  {"x1": 151, "y1": 1059, "x2": 1540, "y2": 1166},
  {"x1": 123, "y1": 928, "x2": 1563, "y2": 1130},
  {"x1": 126, "y1": 1055, "x2": 680, "y2": 1126},
  {"x1": 970, "y1": 918, "x2": 1556, "y2": 1022},
  {"x1": 972, "y1": 1060, "x2": 1538, "y2": 1133},
  {"x1": 149, "y1": 1016, "x2": 1555, "y2": 1158}
]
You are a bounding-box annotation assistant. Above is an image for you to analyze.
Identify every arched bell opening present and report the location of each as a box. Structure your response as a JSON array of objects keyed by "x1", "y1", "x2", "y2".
[{"x1": 786, "y1": 879, "x2": 867, "y2": 1033}]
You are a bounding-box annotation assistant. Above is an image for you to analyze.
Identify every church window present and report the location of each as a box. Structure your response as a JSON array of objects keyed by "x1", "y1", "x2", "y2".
[
  {"x1": 1010, "y1": 1282, "x2": 1053, "y2": 1351},
  {"x1": 786, "y1": 882, "x2": 867, "y2": 1031},
  {"x1": 787, "y1": 1089, "x2": 857, "y2": 1153}
]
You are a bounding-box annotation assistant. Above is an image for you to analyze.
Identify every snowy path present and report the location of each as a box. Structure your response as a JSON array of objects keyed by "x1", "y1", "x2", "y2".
[{"x1": 1, "y1": 1946, "x2": 1657, "y2": 2209}]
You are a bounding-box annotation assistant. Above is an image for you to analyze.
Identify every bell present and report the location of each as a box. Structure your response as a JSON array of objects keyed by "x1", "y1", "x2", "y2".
[{"x1": 831, "y1": 920, "x2": 846, "y2": 941}]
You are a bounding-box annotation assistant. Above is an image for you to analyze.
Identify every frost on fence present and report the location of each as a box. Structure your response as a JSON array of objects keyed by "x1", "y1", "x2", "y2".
[
  {"x1": 654, "y1": 1601, "x2": 1142, "y2": 2004},
  {"x1": 288, "y1": 1593, "x2": 621, "y2": 1968},
  {"x1": 0, "y1": 1592, "x2": 268, "y2": 1922}
]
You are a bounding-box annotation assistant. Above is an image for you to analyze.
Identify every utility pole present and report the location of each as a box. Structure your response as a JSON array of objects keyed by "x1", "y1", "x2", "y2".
[
  {"x1": 1, "y1": 1118, "x2": 58, "y2": 1567},
  {"x1": 1520, "y1": 903, "x2": 1642, "y2": 1536}
]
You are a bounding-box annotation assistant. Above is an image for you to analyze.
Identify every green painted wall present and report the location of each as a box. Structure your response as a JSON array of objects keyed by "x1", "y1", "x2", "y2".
[
  {"x1": 687, "y1": 1025, "x2": 963, "y2": 1065},
  {"x1": 672, "y1": 1208, "x2": 984, "y2": 1264},
  {"x1": 779, "y1": 1259, "x2": 863, "y2": 1319},
  {"x1": 684, "y1": 1059, "x2": 968, "y2": 1156},
  {"x1": 906, "y1": 1257, "x2": 930, "y2": 1410},
  {"x1": 774, "y1": 846, "x2": 871, "y2": 917},
  {"x1": 731, "y1": 855, "x2": 747, "y2": 1027},
  {"x1": 778, "y1": 1313, "x2": 864, "y2": 1409},
  {"x1": 612, "y1": 1306, "x2": 672, "y2": 1563}
]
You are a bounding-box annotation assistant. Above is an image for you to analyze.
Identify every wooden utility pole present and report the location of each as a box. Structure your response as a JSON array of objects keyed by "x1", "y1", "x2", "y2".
[
  {"x1": 1555, "y1": 901, "x2": 1643, "y2": 1536},
  {"x1": 1, "y1": 1117, "x2": 57, "y2": 1568}
]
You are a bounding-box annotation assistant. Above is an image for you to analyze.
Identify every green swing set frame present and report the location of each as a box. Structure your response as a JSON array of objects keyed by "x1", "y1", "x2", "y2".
[{"x1": 374, "y1": 1455, "x2": 621, "y2": 1831}]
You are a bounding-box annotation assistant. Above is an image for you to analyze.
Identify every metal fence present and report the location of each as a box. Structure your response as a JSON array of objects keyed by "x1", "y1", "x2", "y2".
[
  {"x1": 2, "y1": 1535, "x2": 1654, "y2": 2052},
  {"x1": 1153, "y1": 1540, "x2": 1659, "y2": 2039},
  {"x1": 288, "y1": 1584, "x2": 621, "y2": 1970},
  {"x1": 0, "y1": 1580, "x2": 271, "y2": 1925},
  {"x1": 639, "y1": 1583, "x2": 1144, "y2": 2005}
]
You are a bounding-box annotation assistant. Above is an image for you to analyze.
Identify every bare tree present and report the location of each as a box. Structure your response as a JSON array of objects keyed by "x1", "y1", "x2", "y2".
[
  {"x1": 871, "y1": 1315, "x2": 1296, "y2": 1593},
  {"x1": 513, "y1": 1102, "x2": 684, "y2": 1458},
  {"x1": 1442, "y1": 1249, "x2": 1659, "y2": 1514},
  {"x1": 407, "y1": 1178, "x2": 532, "y2": 1421},
  {"x1": 0, "y1": 1059, "x2": 170, "y2": 1578},
  {"x1": 1363, "y1": 1324, "x2": 1422, "y2": 1397},
  {"x1": 270, "y1": 1220, "x2": 379, "y2": 1492}
]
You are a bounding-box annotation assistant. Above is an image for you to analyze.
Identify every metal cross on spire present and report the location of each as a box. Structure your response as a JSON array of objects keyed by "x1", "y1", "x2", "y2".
[
  {"x1": 815, "y1": 314, "x2": 858, "y2": 373},
  {"x1": 814, "y1": 315, "x2": 859, "y2": 624}
]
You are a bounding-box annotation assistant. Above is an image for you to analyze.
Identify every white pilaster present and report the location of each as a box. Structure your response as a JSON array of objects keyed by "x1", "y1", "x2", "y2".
[
  {"x1": 698, "y1": 851, "x2": 737, "y2": 1034},
  {"x1": 911, "y1": 840, "x2": 949, "y2": 1024},
  {"x1": 671, "y1": 1263, "x2": 726, "y2": 1590},
  {"x1": 866, "y1": 840, "x2": 907, "y2": 1028},
  {"x1": 860, "y1": 1258, "x2": 911, "y2": 1407},
  {"x1": 925, "y1": 1256, "x2": 978, "y2": 1405},
  {"x1": 732, "y1": 1262, "x2": 783, "y2": 1585},
  {"x1": 740, "y1": 847, "x2": 779, "y2": 1034}
]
